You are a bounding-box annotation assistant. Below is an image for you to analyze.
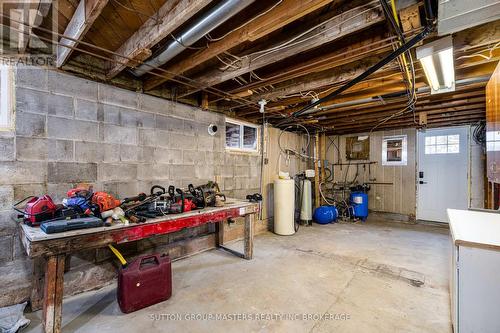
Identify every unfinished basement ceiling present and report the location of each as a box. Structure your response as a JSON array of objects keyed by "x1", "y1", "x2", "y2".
[{"x1": 33, "y1": 0, "x2": 500, "y2": 134}]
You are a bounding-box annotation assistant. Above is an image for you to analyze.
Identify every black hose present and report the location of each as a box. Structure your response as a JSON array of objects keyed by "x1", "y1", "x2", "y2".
[
  {"x1": 276, "y1": 23, "x2": 434, "y2": 126},
  {"x1": 423, "y1": 0, "x2": 436, "y2": 25}
]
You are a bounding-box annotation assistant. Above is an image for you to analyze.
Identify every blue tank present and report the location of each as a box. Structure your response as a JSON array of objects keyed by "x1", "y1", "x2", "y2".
[
  {"x1": 350, "y1": 192, "x2": 368, "y2": 221},
  {"x1": 313, "y1": 206, "x2": 338, "y2": 224}
]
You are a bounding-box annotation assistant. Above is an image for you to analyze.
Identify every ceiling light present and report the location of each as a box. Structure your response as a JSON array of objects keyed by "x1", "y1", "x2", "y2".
[{"x1": 416, "y1": 36, "x2": 455, "y2": 94}]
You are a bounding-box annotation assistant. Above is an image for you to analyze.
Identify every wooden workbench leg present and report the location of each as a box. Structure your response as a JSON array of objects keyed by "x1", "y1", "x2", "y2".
[
  {"x1": 30, "y1": 257, "x2": 46, "y2": 311},
  {"x1": 244, "y1": 214, "x2": 255, "y2": 260},
  {"x1": 43, "y1": 254, "x2": 65, "y2": 333},
  {"x1": 216, "y1": 220, "x2": 224, "y2": 247}
]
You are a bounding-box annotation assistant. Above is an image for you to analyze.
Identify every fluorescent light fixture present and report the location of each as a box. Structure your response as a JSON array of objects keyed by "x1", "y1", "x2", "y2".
[{"x1": 416, "y1": 36, "x2": 455, "y2": 94}]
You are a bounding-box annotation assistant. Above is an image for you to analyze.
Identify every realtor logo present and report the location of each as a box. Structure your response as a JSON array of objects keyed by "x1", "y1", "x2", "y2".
[{"x1": 0, "y1": 0, "x2": 57, "y2": 66}]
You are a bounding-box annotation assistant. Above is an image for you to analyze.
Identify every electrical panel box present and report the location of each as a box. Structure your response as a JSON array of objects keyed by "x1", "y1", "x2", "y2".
[{"x1": 346, "y1": 136, "x2": 370, "y2": 160}]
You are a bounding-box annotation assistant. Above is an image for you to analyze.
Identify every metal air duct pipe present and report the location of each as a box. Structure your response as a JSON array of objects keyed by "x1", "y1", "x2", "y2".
[{"x1": 131, "y1": 0, "x2": 255, "y2": 77}]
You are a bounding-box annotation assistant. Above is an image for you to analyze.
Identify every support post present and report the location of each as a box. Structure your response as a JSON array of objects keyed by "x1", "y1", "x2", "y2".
[
  {"x1": 320, "y1": 133, "x2": 326, "y2": 205},
  {"x1": 244, "y1": 214, "x2": 254, "y2": 260},
  {"x1": 43, "y1": 254, "x2": 65, "y2": 333},
  {"x1": 314, "y1": 134, "x2": 321, "y2": 208},
  {"x1": 30, "y1": 257, "x2": 46, "y2": 311}
]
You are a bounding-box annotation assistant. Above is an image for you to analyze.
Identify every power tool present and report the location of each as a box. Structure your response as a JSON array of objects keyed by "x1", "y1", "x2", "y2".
[
  {"x1": 189, "y1": 182, "x2": 226, "y2": 207},
  {"x1": 92, "y1": 192, "x2": 121, "y2": 213},
  {"x1": 13, "y1": 195, "x2": 58, "y2": 226}
]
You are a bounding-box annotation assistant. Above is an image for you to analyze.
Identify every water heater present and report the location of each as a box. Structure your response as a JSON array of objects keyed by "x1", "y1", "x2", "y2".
[
  {"x1": 273, "y1": 179, "x2": 295, "y2": 235},
  {"x1": 300, "y1": 179, "x2": 312, "y2": 225}
]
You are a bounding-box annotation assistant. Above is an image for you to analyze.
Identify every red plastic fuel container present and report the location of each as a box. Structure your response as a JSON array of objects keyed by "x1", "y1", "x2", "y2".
[{"x1": 117, "y1": 254, "x2": 172, "y2": 313}]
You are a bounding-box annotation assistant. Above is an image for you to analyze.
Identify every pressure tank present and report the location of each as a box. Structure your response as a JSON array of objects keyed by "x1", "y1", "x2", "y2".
[
  {"x1": 350, "y1": 192, "x2": 369, "y2": 221},
  {"x1": 300, "y1": 179, "x2": 312, "y2": 225},
  {"x1": 273, "y1": 179, "x2": 295, "y2": 235},
  {"x1": 313, "y1": 206, "x2": 338, "y2": 224}
]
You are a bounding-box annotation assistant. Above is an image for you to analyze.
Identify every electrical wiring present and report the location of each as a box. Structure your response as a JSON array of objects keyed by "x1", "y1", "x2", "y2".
[
  {"x1": 457, "y1": 41, "x2": 500, "y2": 61},
  {"x1": 277, "y1": 124, "x2": 314, "y2": 160},
  {"x1": 170, "y1": 33, "x2": 208, "y2": 50},
  {"x1": 248, "y1": 1, "x2": 382, "y2": 63},
  {"x1": 473, "y1": 120, "x2": 486, "y2": 146},
  {"x1": 370, "y1": 0, "x2": 418, "y2": 133},
  {"x1": 319, "y1": 182, "x2": 336, "y2": 205},
  {"x1": 110, "y1": 0, "x2": 160, "y2": 24},
  {"x1": 0, "y1": 13, "x2": 260, "y2": 111},
  {"x1": 205, "y1": 0, "x2": 284, "y2": 42}
]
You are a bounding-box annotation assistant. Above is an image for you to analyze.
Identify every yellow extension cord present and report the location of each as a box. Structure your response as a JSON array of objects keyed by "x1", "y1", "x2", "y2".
[
  {"x1": 390, "y1": 0, "x2": 412, "y2": 83},
  {"x1": 108, "y1": 244, "x2": 127, "y2": 266}
]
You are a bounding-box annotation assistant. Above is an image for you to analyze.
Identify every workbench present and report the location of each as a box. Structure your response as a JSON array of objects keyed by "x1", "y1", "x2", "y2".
[{"x1": 18, "y1": 199, "x2": 259, "y2": 333}]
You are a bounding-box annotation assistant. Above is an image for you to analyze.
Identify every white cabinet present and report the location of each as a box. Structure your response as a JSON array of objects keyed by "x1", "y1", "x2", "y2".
[{"x1": 448, "y1": 209, "x2": 500, "y2": 333}]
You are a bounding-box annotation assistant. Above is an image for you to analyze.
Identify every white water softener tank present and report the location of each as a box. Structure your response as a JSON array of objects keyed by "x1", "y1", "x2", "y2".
[
  {"x1": 300, "y1": 179, "x2": 312, "y2": 225},
  {"x1": 274, "y1": 179, "x2": 295, "y2": 235}
]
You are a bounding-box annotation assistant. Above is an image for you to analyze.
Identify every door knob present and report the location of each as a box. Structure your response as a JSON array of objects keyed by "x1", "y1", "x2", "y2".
[{"x1": 419, "y1": 181, "x2": 427, "y2": 184}]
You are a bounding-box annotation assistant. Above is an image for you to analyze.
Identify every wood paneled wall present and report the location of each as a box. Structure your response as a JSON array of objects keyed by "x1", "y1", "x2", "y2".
[
  {"x1": 261, "y1": 126, "x2": 308, "y2": 226},
  {"x1": 326, "y1": 129, "x2": 417, "y2": 217}
]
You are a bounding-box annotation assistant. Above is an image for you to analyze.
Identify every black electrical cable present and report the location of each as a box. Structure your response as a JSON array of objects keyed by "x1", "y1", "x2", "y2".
[
  {"x1": 473, "y1": 120, "x2": 486, "y2": 145},
  {"x1": 289, "y1": 27, "x2": 431, "y2": 120},
  {"x1": 276, "y1": 5, "x2": 435, "y2": 127}
]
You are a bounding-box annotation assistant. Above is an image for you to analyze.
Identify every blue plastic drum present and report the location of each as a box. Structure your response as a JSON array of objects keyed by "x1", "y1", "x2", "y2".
[{"x1": 313, "y1": 206, "x2": 338, "y2": 224}]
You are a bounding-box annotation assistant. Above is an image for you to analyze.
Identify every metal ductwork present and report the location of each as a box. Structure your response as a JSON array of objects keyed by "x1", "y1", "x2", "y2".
[{"x1": 131, "y1": 0, "x2": 255, "y2": 77}]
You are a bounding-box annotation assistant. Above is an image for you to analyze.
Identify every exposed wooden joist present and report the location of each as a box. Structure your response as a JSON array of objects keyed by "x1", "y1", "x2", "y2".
[
  {"x1": 329, "y1": 103, "x2": 486, "y2": 128},
  {"x1": 144, "y1": 0, "x2": 339, "y2": 90},
  {"x1": 226, "y1": 31, "x2": 396, "y2": 101},
  {"x1": 105, "y1": 0, "x2": 213, "y2": 79},
  {"x1": 238, "y1": 21, "x2": 500, "y2": 111},
  {"x1": 332, "y1": 112, "x2": 485, "y2": 132},
  {"x1": 57, "y1": 0, "x2": 109, "y2": 68},
  {"x1": 180, "y1": 2, "x2": 385, "y2": 97},
  {"x1": 241, "y1": 58, "x2": 496, "y2": 120},
  {"x1": 330, "y1": 112, "x2": 485, "y2": 134}
]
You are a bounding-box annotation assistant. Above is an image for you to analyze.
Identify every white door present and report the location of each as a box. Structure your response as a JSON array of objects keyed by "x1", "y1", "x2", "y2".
[{"x1": 417, "y1": 126, "x2": 469, "y2": 222}]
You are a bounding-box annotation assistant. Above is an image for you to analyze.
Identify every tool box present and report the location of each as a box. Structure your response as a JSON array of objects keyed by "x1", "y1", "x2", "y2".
[{"x1": 117, "y1": 254, "x2": 172, "y2": 313}]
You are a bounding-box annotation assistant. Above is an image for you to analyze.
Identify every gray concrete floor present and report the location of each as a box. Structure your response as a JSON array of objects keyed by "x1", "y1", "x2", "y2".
[{"x1": 25, "y1": 219, "x2": 452, "y2": 332}]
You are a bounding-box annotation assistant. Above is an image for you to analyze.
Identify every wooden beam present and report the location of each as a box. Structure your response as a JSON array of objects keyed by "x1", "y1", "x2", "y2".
[
  {"x1": 331, "y1": 109, "x2": 486, "y2": 130},
  {"x1": 180, "y1": 2, "x2": 385, "y2": 97},
  {"x1": 227, "y1": 30, "x2": 394, "y2": 100},
  {"x1": 144, "y1": 0, "x2": 338, "y2": 90},
  {"x1": 331, "y1": 114, "x2": 485, "y2": 134},
  {"x1": 330, "y1": 105, "x2": 486, "y2": 129},
  {"x1": 399, "y1": 4, "x2": 421, "y2": 33},
  {"x1": 241, "y1": 60, "x2": 494, "y2": 119},
  {"x1": 57, "y1": 0, "x2": 109, "y2": 68},
  {"x1": 105, "y1": 0, "x2": 213, "y2": 79}
]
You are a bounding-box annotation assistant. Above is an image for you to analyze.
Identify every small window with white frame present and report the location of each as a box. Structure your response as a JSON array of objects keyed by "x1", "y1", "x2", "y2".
[
  {"x1": 382, "y1": 135, "x2": 407, "y2": 166},
  {"x1": 225, "y1": 118, "x2": 259, "y2": 153},
  {"x1": 0, "y1": 66, "x2": 14, "y2": 131}
]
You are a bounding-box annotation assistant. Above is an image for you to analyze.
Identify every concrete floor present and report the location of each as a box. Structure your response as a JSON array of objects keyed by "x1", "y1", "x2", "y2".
[{"x1": 25, "y1": 219, "x2": 452, "y2": 332}]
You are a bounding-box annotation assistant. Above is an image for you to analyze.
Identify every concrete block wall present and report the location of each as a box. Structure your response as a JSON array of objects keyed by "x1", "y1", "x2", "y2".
[{"x1": 0, "y1": 67, "x2": 261, "y2": 307}]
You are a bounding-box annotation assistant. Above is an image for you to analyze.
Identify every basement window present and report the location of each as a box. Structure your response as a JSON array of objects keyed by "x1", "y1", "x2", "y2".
[
  {"x1": 382, "y1": 135, "x2": 407, "y2": 166},
  {"x1": 0, "y1": 66, "x2": 14, "y2": 131},
  {"x1": 425, "y1": 135, "x2": 459, "y2": 154},
  {"x1": 225, "y1": 118, "x2": 259, "y2": 153}
]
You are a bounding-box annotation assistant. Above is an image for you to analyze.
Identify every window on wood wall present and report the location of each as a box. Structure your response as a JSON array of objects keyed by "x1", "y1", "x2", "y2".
[
  {"x1": 225, "y1": 118, "x2": 259, "y2": 153},
  {"x1": 0, "y1": 66, "x2": 14, "y2": 131},
  {"x1": 382, "y1": 135, "x2": 407, "y2": 166}
]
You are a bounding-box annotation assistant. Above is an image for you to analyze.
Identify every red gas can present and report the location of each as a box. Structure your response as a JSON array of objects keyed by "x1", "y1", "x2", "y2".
[{"x1": 117, "y1": 254, "x2": 172, "y2": 313}]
